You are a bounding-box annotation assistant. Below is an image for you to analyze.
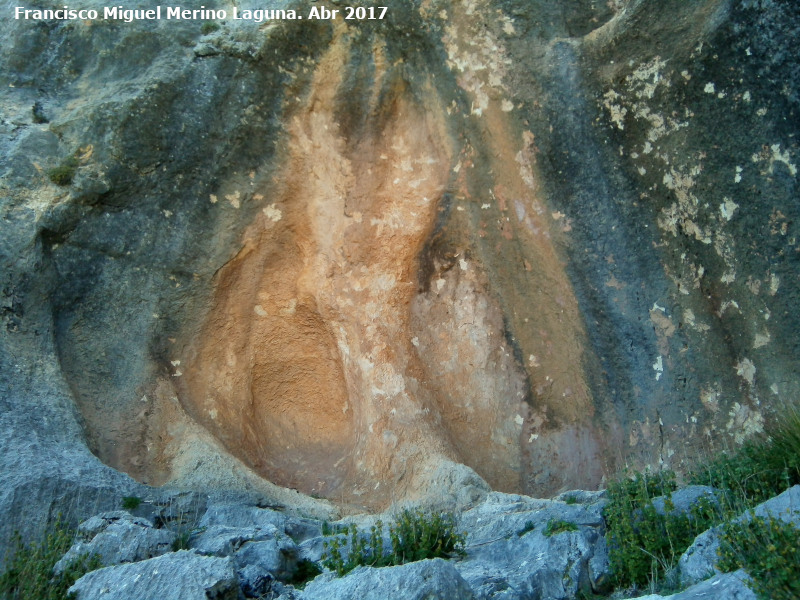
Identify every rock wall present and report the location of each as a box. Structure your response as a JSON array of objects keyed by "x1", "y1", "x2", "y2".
[{"x1": 1, "y1": 0, "x2": 798, "y2": 526}]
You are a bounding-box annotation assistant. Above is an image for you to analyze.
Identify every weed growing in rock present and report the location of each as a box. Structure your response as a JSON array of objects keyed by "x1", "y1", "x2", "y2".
[
  {"x1": 718, "y1": 514, "x2": 800, "y2": 600},
  {"x1": 603, "y1": 470, "x2": 718, "y2": 590},
  {"x1": 605, "y1": 399, "x2": 800, "y2": 596},
  {"x1": 47, "y1": 156, "x2": 79, "y2": 186},
  {"x1": 121, "y1": 496, "x2": 141, "y2": 510},
  {"x1": 287, "y1": 558, "x2": 322, "y2": 589},
  {"x1": 321, "y1": 509, "x2": 466, "y2": 576},
  {"x1": 200, "y1": 21, "x2": 220, "y2": 34},
  {"x1": 543, "y1": 519, "x2": 579, "y2": 537},
  {"x1": 517, "y1": 521, "x2": 536, "y2": 537},
  {"x1": 0, "y1": 519, "x2": 101, "y2": 600}
]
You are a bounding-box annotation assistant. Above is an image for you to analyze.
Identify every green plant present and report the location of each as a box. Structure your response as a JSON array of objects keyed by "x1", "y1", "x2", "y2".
[
  {"x1": 0, "y1": 519, "x2": 101, "y2": 600},
  {"x1": 121, "y1": 496, "x2": 142, "y2": 511},
  {"x1": 688, "y1": 403, "x2": 800, "y2": 510},
  {"x1": 171, "y1": 529, "x2": 192, "y2": 552},
  {"x1": 47, "y1": 156, "x2": 79, "y2": 186},
  {"x1": 200, "y1": 21, "x2": 220, "y2": 34},
  {"x1": 517, "y1": 521, "x2": 535, "y2": 537},
  {"x1": 564, "y1": 495, "x2": 579, "y2": 505},
  {"x1": 321, "y1": 510, "x2": 466, "y2": 577},
  {"x1": 287, "y1": 559, "x2": 322, "y2": 589},
  {"x1": 718, "y1": 514, "x2": 800, "y2": 600},
  {"x1": 543, "y1": 519, "x2": 578, "y2": 537},
  {"x1": 603, "y1": 470, "x2": 718, "y2": 590}
]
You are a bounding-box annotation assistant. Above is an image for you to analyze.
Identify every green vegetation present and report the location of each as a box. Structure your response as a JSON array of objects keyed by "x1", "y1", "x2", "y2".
[
  {"x1": 688, "y1": 404, "x2": 800, "y2": 506},
  {"x1": 517, "y1": 521, "x2": 535, "y2": 537},
  {"x1": 603, "y1": 470, "x2": 718, "y2": 590},
  {"x1": 0, "y1": 520, "x2": 101, "y2": 600},
  {"x1": 718, "y1": 514, "x2": 800, "y2": 600},
  {"x1": 543, "y1": 519, "x2": 579, "y2": 537},
  {"x1": 47, "y1": 156, "x2": 79, "y2": 186},
  {"x1": 321, "y1": 509, "x2": 466, "y2": 576},
  {"x1": 603, "y1": 400, "x2": 800, "y2": 597},
  {"x1": 287, "y1": 559, "x2": 322, "y2": 589},
  {"x1": 121, "y1": 496, "x2": 141, "y2": 511},
  {"x1": 200, "y1": 21, "x2": 220, "y2": 34},
  {"x1": 171, "y1": 529, "x2": 192, "y2": 552}
]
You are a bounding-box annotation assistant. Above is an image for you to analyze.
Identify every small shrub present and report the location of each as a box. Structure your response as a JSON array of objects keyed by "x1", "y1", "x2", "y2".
[
  {"x1": 718, "y1": 514, "x2": 800, "y2": 600},
  {"x1": 200, "y1": 21, "x2": 220, "y2": 34},
  {"x1": 564, "y1": 495, "x2": 578, "y2": 505},
  {"x1": 287, "y1": 559, "x2": 322, "y2": 589},
  {"x1": 517, "y1": 521, "x2": 535, "y2": 537},
  {"x1": 121, "y1": 496, "x2": 141, "y2": 511},
  {"x1": 688, "y1": 401, "x2": 800, "y2": 510},
  {"x1": 543, "y1": 519, "x2": 578, "y2": 537},
  {"x1": 171, "y1": 529, "x2": 191, "y2": 552},
  {"x1": 321, "y1": 510, "x2": 466, "y2": 577},
  {"x1": 0, "y1": 519, "x2": 101, "y2": 600},
  {"x1": 47, "y1": 156, "x2": 79, "y2": 186},
  {"x1": 603, "y1": 470, "x2": 718, "y2": 589}
]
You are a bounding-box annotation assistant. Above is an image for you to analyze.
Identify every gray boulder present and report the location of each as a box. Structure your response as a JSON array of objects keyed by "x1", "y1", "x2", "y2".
[
  {"x1": 455, "y1": 492, "x2": 609, "y2": 599},
  {"x1": 234, "y1": 537, "x2": 300, "y2": 581},
  {"x1": 191, "y1": 523, "x2": 281, "y2": 556},
  {"x1": 634, "y1": 569, "x2": 756, "y2": 600},
  {"x1": 677, "y1": 526, "x2": 723, "y2": 586},
  {"x1": 200, "y1": 503, "x2": 321, "y2": 543},
  {"x1": 54, "y1": 511, "x2": 174, "y2": 573},
  {"x1": 301, "y1": 558, "x2": 474, "y2": 600},
  {"x1": 69, "y1": 551, "x2": 240, "y2": 600},
  {"x1": 679, "y1": 485, "x2": 800, "y2": 586},
  {"x1": 651, "y1": 486, "x2": 718, "y2": 516}
]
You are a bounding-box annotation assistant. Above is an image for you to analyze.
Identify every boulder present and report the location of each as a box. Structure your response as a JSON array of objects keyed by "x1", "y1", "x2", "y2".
[
  {"x1": 455, "y1": 492, "x2": 609, "y2": 599},
  {"x1": 69, "y1": 551, "x2": 239, "y2": 600},
  {"x1": 679, "y1": 485, "x2": 800, "y2": 586},
  {"x1": 301, "y1": 558, "x2": 474, "y2": 600},
  {"x1": 54, "y1": 511, "x2": 174, "y2": 573}
]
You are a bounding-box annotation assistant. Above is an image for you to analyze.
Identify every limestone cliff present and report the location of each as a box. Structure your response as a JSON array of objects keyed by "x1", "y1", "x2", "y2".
[{"x1": 1, "y1": 0, "x2": 798, "y2": 542}]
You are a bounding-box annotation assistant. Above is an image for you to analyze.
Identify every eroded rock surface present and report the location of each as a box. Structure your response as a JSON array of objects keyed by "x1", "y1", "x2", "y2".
[{"x1": 2, "y1": 0, "x2": 799, "y2": 547}]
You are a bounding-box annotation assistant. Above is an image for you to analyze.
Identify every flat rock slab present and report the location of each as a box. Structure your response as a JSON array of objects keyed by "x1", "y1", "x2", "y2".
[
  {"x1": 300, "y1": 558, "x2": 474, "y2": 600},
  {"x1": 55, "y1": 511, "x2": 175, "y2": 573},
  {"x1": 69, "y1": 551, "x2": 239, "y2": 600}
]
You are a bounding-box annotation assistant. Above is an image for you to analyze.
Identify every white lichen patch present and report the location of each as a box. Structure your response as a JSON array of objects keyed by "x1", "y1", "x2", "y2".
[
  {"x1": 769, "y1": 273, "x2": 780, "y2": 295},
  {"x1": 226, "y1": 191, "x2": 241, "y2": 208},
  {"x1": 210, "y1": 194, "x2": 218, "y2": 204},
  {"x1": 254, "y1": 305, "x2": 268, "y2": 317},
  {"x1": 704, "y1": 82, "x2": 716, "y2": 94},
  {"x1": 753, "y1": 331, "x2": 770, "y2": 349},
  {"x1": 720, "y1": 197, "x2": 738, "y2": 221},
  {"x1": 682, "y1": 309, "x2": 709, "y2": 334},
  {"x1": 262, "y1": 204, "x2": 282, "y2": 222},
  {"x1": 501, "y1": 99, "x2": 514, "y2": 112},
  {"x1": 734, "y1": 166, "x2": 743, "y2": 183},
  {"x1": 653, "y1": 355, "x2": 664, "y2": 380},
  {"x1": 603, "y1": 90, "x2": 628, "y2": 129},
  {"x1": 726, "y1": 402, "x2": 764, "y2": 445},
  {"x1": 734, "y1": 358, "x2": 756, "y2": 386}
]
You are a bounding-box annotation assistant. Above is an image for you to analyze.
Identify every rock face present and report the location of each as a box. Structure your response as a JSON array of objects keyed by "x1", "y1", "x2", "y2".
[
  {"x1": 1, "y1": 0, "x2": 799, "y2": 542},
  {"x1": 68, "y1": 551, "x2": 240, "y2": 600}
]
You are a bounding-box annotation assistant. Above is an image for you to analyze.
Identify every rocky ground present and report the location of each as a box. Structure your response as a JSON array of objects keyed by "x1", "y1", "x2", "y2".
[
  {"x1": 51, "y1": 485, "x2": 799, "y2": 599},
  {"x1": 1, "y1": 0, "x2": 798, "y2": 595}
]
